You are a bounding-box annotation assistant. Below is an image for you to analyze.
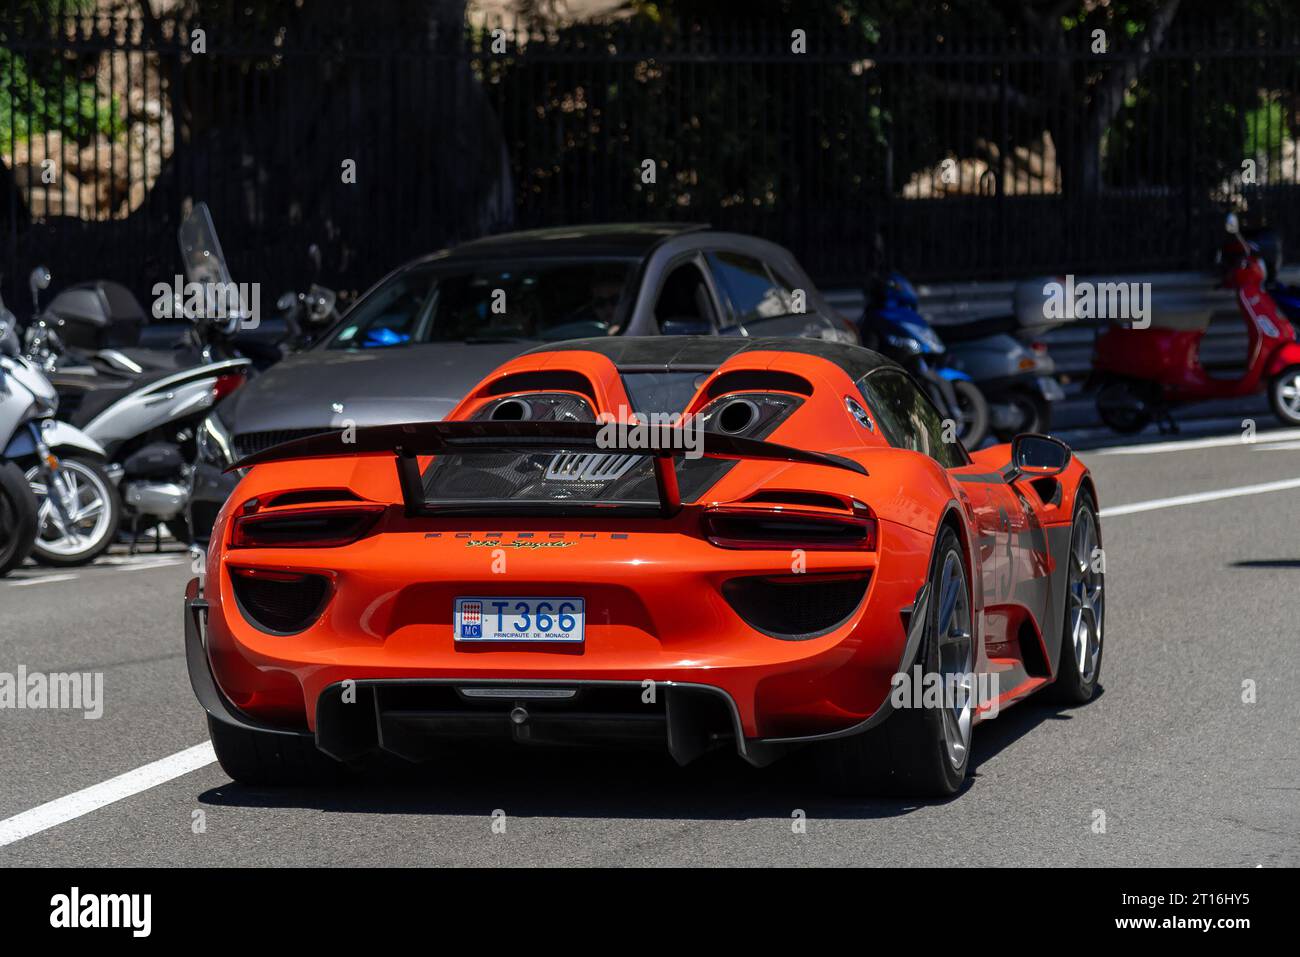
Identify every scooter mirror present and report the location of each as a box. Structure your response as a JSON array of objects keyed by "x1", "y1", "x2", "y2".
[
  {"x1": 0, "y1": 315, "x2": 16, "y2": 357},
  {"x1": 29, "y1": 265, "x2": 51, "y2": 309},
  {"x1": 1225, "y1": 212, "x2": 1240, "y2": 235}
]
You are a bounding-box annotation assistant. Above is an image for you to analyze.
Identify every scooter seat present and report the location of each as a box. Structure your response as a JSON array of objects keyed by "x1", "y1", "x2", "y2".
[
  {"x1": 67, "y1": 367, "x2": 181, "y2": 430},
  {"x1": 933, "y1": 314, "x2": 1021, "y2": 343}
]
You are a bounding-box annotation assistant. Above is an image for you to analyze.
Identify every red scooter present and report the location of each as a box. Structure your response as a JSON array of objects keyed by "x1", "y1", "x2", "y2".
[{"x1": 1093, "y1": 213, "x2": 1300, "y2": 434}]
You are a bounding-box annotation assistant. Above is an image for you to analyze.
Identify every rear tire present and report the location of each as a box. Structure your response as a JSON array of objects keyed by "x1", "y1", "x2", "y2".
[
  {"x1": 0, "y1": 461, "x2": 39, "y2": 576},
  {"x1": 817, "y1": 526, "x2": 974, "y2": 797},
  {"x1": 1096, "y1": 379, "x2": 1153, "y2": 435},
  {"x1": 1268, "y1": 365, "x2": 1300, "y2": 426},
  {"x1": 952, "y1": 380, "x2": 989, "y2": 449},
  {"x1": 207, "y1": 715, "x2": 346, "y2": 786},
  {"x1": 1044, "y1": 492, "x2": 1104, "y2": 705}
]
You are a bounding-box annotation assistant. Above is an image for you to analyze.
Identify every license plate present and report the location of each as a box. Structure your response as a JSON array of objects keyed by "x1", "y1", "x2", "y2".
[{"x1": 454, "y1": 597, "x2": 585, "y2": 643}]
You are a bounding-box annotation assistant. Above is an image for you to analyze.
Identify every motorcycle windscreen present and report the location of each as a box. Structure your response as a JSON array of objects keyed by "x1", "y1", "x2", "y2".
[{"x1": 178, "y1": 202, "x2": 235, "y2": 289}]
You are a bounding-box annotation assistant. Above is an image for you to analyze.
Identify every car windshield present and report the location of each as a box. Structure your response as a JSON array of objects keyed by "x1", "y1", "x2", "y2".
[{"x1": 326, "y1": 259, "x2": 636, "y2": 349}]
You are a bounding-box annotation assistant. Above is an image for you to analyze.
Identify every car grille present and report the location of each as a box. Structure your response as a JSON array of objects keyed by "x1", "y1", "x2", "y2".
[
  {"x1": 233, "y1": 428, "x2": 331, "y2": 460},
  {"x1": 722, "y1": 573, "x2": 870, "y2": 640}
]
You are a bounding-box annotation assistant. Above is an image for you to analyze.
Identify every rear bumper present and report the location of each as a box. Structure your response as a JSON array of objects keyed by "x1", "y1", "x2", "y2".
[
  {"x1": 186, "y1": 575, "x2": 925, "y2": 767},
  {"x1": 184, "y1": 576, "x2": 312, "y2": 741}
]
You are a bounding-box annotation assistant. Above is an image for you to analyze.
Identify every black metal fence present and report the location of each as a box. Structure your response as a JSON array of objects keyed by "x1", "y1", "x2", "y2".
[{"x1": 4, "y1": 7, "x2": 1300, "y2": 310}]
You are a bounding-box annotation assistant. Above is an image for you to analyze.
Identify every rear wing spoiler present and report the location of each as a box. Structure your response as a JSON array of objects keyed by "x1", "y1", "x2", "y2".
[{"x1": 230, "y1": 420, "x2": 867, "y2": 517}]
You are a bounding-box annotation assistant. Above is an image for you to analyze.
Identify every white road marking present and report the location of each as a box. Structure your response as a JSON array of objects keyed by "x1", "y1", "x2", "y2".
[
  {"x1": 0, "y1": 742, "x2": 216, "y2": 848},
  {"x1": 5, "y1": 556, "x2": 185, "y2": 587},
  {"x1": 1251, "y1": 440, "x2": 1300, "y2": 452},
  {"x1": 6, "y1": 573, "x2": 78, "y2": 587},
  {"x1": 1091, "y1": 427, "x2": 1300, "y2": 456},
  {"x1": 115, "y1": 559, "x2": 187, "y2": 572},
  {"x1": 94, "y1": 555, "x2": 187, "y2": 568},
  {"x1": 1100, "y1": 477, "x2": 1300, "y2": 517}
]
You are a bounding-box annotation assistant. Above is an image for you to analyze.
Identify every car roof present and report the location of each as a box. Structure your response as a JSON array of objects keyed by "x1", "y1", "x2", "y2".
[
  {"x1": 527, "y1": 336, "x2": 895, "y2": 380},
  {"x1": 431, "y1": 223, "x2": 711, "y2": 262}
]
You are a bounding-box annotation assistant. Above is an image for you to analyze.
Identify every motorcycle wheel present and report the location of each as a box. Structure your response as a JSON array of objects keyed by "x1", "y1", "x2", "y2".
[
  {"x1": 993, "y1": 390, "x2": 1052, "y2": 442},
  {"x1": 1268, "y1": 365, "x2": 1300, "y2": 426},
  {"x1": 1096, "y1": 380, "x2": 1153, "y2": 435},
  {"x1": 24, "y1": 455, "x2": 121, "y2": 566},
  {"x1": 952, "y1": 379, "x2": 990, "y2": 448},
  {"x1": 0, "y1": 461, "x2": 39, "y2": 576}
]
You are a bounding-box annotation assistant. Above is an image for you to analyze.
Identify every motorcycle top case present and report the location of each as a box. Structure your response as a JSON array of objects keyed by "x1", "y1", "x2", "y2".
[{"x1": 46, "y1": 281, "x2": 147, "y2": 350}]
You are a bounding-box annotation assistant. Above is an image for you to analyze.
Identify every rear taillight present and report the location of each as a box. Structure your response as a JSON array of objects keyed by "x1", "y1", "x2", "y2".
[
  {"x1": 230, "y1": 505, "x2": 385, "y2": 548},
  {"x1": 702, "y1": 506, "x2": 877, "y2": 550},
  {"x1": 212, "y1": 372, "x2": 246, "y2": 404}
]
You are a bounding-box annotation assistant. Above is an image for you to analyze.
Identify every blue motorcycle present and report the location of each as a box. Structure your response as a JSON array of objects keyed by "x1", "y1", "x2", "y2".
[{"x1": 861, "y1": 272, "x2": 990, "y2": 447}]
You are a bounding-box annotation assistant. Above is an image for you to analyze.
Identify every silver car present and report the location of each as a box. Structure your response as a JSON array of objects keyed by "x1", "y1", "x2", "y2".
[{"x1": 188, "y1": 223, "x2": 857, "y2": 542}]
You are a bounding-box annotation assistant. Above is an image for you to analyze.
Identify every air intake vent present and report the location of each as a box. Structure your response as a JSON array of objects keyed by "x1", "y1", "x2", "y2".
[
  {"x1": 722, "y1": 573, "x2": 870, "y2": 640},
  {"x1": 474, "y1": 392, "x2": 595, "y2": 424},
  {"x1": 743, "y1": 491, "x2": 851, "y2": 512},
  {"x1": 231, "y1": 569, "x2": 330, "y2": 635},
  {"x1": 266, "y1": 488, "x2": 363, "y2": 508},
  {"x1": 485, "y1": 371, "x2": 597, "y2": 401}
]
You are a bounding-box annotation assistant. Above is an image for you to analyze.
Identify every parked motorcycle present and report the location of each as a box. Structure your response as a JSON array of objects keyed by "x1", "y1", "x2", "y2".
[
  {"x1": 1092, "y1": 213, "x2": 1300, "y2": 433},
  {"x1": 0, "y1": 308, "x2": 39, "y2": 575},
  {"x1": 22, "y1": 206, "x2": 251, "y2": 549},
  {"x1": 861, "y1": 271, "x2": 990, "y2": 447},
  {"x1": 1, "y1": 278, "x2": 119, "y2": 568},
  {"x1": 940, "y1": 278, "x2": 1067, "y2": 441}
]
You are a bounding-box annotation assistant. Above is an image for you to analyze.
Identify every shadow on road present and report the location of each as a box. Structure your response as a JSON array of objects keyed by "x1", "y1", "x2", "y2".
[
  {"x1": 196, "y1": 689, "x2": 1103, "y2": 821},
  {"x1": 1228, "y1": 559, "x2": 1300, "y2": 569}
]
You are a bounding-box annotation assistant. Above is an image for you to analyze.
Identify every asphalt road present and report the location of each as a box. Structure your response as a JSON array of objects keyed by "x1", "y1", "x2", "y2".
[{"x1": 2, "y1": 425, "x2": 1298, "y2": 867}]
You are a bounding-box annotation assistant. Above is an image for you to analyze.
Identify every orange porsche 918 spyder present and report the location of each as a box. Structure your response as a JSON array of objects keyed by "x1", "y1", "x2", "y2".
[{"x1": 184, "y1": 337, "x2": 1104, "y2": 796}]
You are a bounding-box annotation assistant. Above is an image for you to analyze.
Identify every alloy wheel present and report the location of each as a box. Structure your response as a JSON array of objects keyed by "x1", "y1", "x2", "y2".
[
  {"x1": 1068, "y1": 508, "x2": 1104, "y2": 684},
  {"x1": 935, "y1": 550, "x2": 974, "y2": 770},
  {"x1": 26, "y1": 459, "x2": 114, "y2": 559}
]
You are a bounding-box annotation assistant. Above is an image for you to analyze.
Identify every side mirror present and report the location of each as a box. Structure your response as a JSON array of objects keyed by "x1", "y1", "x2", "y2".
[
  {"x1": 30, "y1": 265, "x2": 51, "y2": 311},
  {"x1": 1225, "y1": 212, "x2": 1240, "y2": 235},
  {"x1": 1011, "y1": 433, "x2": 1071, "y2": 478}
]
